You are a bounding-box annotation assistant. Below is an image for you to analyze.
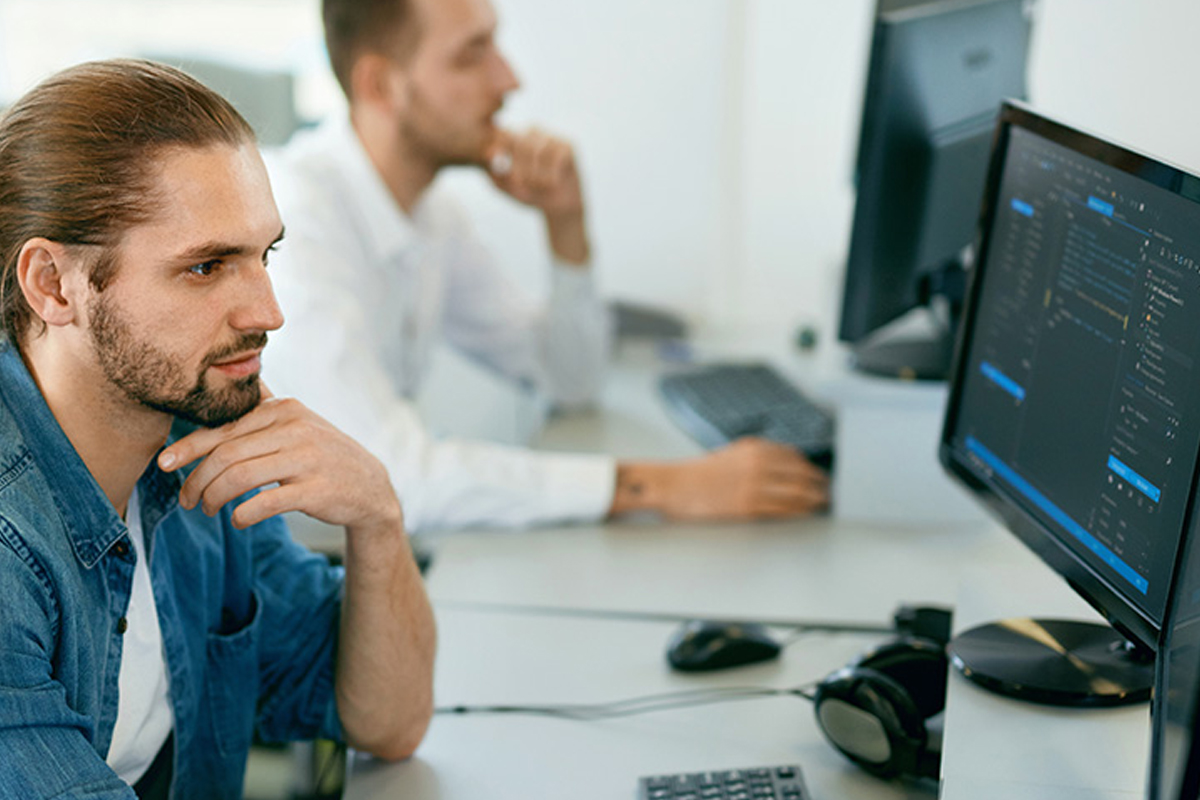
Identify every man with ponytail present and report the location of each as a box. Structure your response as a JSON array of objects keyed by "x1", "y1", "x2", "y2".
[{"x1": 0, "y1": 59, "x2": 435, "y2": 799}]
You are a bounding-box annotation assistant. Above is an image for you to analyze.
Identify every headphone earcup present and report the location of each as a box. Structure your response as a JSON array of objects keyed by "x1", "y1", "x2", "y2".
[
  {"x1": 857, "y1": 637, "x2": 949, "y2": 720},
  {"x1": 813, "y1": 637, "x2": 948, "y2": 781},
  {"x1": 813, "y1": 665, "x2": 928, "y2": 779}
]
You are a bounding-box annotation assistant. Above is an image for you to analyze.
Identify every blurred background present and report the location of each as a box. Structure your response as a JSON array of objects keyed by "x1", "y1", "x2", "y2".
[{"x1": 1, "y1": 0, "x2": 1194, "y2": 346}]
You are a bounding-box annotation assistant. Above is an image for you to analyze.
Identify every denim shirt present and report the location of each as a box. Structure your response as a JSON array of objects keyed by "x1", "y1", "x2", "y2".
[{"x1": 0, "y1": 342, "x2": 345, "y2": 799}]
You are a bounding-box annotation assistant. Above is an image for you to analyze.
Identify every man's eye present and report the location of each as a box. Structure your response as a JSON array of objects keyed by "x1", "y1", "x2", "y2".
[
  {"x1": 455, "y1": 43, "x2": 488, "y2": 68},
  {"x1": 189, "y1": 260, "x2": 220, "y2": 277}
]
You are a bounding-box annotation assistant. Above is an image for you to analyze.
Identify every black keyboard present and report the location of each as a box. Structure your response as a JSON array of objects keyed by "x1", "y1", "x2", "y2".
[
  {"x1": 638, "y1": 764, "x2": 810, "y2": 800},
  {"x1": 659, "y1": 363, "x2": 834, "y2": 467}
]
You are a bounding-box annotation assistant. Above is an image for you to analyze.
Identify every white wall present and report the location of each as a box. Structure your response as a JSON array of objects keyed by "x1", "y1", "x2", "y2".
[
  {"x1": 0, "y1": 1, "x2": 323, "y2": 93},
  {"x1": 1029, "y1": 0, "x2": 1200, "y2": 174},
  {"x1": 1, "y1": 0, "x2": 1197, "y2": 346},
  {"x1": 445, "y1": 0, "x2": 740, "y2": 323}
]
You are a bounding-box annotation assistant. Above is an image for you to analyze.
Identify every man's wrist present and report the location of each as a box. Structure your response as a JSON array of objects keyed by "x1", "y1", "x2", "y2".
[
  {"x1": 343, "y1": 504, "x2": 408, "y2": 566},
  {"x1": 546, "y1": 210, "x2": 590, "y2": 265},
  {"x1": 609, "y1": 461, "x2": 674, "y2": 516}
]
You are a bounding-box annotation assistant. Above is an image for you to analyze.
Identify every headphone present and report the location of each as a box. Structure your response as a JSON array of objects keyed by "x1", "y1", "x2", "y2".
[{"x1": 812, "y1": 607, "x2": 951, "y2": 782}]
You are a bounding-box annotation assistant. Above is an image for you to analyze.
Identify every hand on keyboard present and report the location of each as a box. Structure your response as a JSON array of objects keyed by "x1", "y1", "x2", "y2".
[
  {"x1": 657, "y1": 363, "x2": 835, "y2": 469},
  {"x1": 614, "y1": 438, "x2": 829, "y2": 521}
]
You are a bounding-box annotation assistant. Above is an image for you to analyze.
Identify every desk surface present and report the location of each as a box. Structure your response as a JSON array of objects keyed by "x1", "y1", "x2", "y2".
[
  {"x1": 420, "y1": 515, "x2": 1003, "y2": 624},
  {"x1": 346, "y1": 608, "x2": 924, "y2": 800},
  {"x1": 330, "y1": 341, "x2": 1150, "y2": 800}
]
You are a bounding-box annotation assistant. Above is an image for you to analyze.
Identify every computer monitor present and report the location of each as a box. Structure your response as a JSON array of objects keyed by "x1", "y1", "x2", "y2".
[
  {"x1": 940, "y1": 100, "x2": 1200, "y2": 706},
  {"x1": 838, "y1": 0, "x2": 1032, "y2": 380},
  {"x1": 1169, "y1": 716, "x2": 1200, "y2": 800},
  {"x1": 1150, "y1": 489, "x2": 1200, "y2": 799},
  {"x1": 1160, "y1": 680, "x2": 1200, "y2": 800}
]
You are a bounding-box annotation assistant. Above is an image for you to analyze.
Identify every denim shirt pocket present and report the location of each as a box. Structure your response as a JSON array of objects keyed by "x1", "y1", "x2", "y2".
[{"x1": 205, "y1": 589, "x2": 261, "y2": 762}]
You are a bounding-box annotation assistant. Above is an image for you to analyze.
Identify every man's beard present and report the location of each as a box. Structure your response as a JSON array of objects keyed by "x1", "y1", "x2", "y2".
[
  {"x1": 88, "y1": 294, "x2": 265, "y2": 428},
  {"x1": 401, "y1": 82, "x2": 499, "y2": 168}
]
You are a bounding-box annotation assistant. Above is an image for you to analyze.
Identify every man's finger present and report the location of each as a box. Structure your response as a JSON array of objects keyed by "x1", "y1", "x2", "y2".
[
  {"x1": 489, "y1": 149, "x2": 513, "y2": 177},
  {"x1": 766, "y1": 459, "x2": 831, "y2": 486},
  {"x1": 177, "y1": 428, "x2": 289, "y2": 511},
  {"x1": 193, "y1": 451, "x2": 300, "y2": 517},
  {"x1": 485, "y1": 128, "x2": 515, "y2": 176},
  {"x1": 750, "y1": 486, "x2": 828, "y2": 518},
  {"x1": 533, "y1": 138, "x2": 564, "y2": 183},
  {"x1": 230, "y1": 483, "x2": 310, "y2": 530},
  {"x1": 510, "y1": 133, "x2": 537, "y2": 177},
  {"x1": 159, "y1": 398, "x2": 277, "y2": 472}
]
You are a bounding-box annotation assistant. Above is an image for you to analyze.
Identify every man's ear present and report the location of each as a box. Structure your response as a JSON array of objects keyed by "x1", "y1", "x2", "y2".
[
  {"x1": 16, "y1": 239, "x2": 87, "y2": 329},
  {"x1": 351, "y1": 52, "x2": 408, "y2": 115}
]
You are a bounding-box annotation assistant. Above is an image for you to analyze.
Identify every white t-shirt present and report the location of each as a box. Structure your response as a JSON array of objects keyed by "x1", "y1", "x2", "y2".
[{"x1": 106, "y1": 485, "x2": 174, "y2": 785}]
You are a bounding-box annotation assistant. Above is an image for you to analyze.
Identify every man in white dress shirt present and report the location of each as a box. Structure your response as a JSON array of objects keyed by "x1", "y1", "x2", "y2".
[{"x1": 264, "y1": 0, "x2": 829, "y2": 532}]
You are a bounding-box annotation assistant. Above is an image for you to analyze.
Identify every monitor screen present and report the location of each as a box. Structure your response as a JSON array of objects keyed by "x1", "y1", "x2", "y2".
[
  {"x1": 941, "y1": 101, "x2": 1200, "y2": 669},
  {"x1": 838, "y1": 0, "x2": 1032, "y2": 380}
]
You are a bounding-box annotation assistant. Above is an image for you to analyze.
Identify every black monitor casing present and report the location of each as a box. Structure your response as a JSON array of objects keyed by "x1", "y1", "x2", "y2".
[
  {"x1": 1152, "y1": 482, "x2": 1200, "y2": 798},
  {"x1": 939, "y1": 101, "x2": 1200, "y2": 656},
  {"x1": 839, "y1": 0, "x2": 1032, "y2": 373}
]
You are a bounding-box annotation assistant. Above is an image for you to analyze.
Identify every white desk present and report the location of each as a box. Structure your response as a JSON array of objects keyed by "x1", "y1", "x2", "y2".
[
  {"x1": 332, "y1": 341, "x2": 1150, "y2": 800},
  {"x1": 419, "y1": 516, "x2": 1002, "y2": 624},
  {"x1": 346, "y1": 609, "x2": 919, "y2": 800}
]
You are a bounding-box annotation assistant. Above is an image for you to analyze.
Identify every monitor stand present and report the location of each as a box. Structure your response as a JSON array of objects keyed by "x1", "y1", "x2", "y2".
[
  {"x1": 849, "y1": 306, "x2": 957, "y2": 381},
  {"x1": 948, "y1": 618, "x2": 1155, "y2": 707}
]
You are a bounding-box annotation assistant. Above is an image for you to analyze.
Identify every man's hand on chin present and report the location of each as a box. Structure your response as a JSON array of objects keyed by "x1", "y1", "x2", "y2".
[
  {"x1": 485, "y1": 127, "x2": 590, "y2": 264},
  {"x1": 159, "y1": 383, "x2": 404, "y2": 538}
]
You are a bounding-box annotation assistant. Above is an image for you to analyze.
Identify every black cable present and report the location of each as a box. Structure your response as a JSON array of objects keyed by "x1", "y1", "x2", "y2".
[
  {"x1": 436, "y1": 682, "x2": 817, "y2": 720},
  {"x1": 434, "y1": 599, "x2": 896, "y2": 635}
]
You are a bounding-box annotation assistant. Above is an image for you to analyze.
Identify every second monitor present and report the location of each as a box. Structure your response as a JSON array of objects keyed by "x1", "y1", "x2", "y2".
[{"x1": 838, "y1": 0, "x2": 1033, "y2": 380}]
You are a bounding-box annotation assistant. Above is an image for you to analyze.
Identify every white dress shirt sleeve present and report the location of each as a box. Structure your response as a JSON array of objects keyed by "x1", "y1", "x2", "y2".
[
  {"x1": 437, "y1": 202, "x2": 612, "y2": 408},
  {"x1": 264, "y1": 238, "x2": 617, "y2": 534}
]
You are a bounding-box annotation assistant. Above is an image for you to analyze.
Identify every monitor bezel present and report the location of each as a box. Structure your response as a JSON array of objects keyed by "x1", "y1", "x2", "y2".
[{"x1": 938, "y1": 99, "x2": 1200, "y2": 653}]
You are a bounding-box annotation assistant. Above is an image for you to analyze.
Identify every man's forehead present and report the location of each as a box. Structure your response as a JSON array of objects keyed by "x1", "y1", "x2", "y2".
[
  {"x1": 123, "y1": 143, "x2": 281, "y2": 253},
  {"x1": 147, "y1": 143, "x2": 265, "y2": 192},
  {"x1": 415, "y1": 0, "x2": 497, "y2": 49}
]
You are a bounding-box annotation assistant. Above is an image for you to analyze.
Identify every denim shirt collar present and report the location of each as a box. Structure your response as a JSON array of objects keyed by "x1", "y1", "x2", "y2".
[{"x1": 0, "y1": 341, "x2": 181, "y2": 568}]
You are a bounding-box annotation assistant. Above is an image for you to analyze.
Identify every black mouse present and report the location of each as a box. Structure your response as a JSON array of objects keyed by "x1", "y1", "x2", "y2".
[{"x1": 666, "y1": 619, "x2": 783, "y2": 672}]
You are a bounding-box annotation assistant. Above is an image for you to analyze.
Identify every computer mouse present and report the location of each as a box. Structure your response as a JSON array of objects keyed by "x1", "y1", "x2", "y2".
[{"x1": 666, "y1": 619, "x2": 783, "y2": 672}]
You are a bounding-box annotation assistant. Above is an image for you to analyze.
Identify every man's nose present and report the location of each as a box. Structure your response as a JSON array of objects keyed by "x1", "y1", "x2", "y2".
[
  {"x1": 233, "y1": 263, "x2": 284, "y2": 333},
  {"x1": 493, "y1": 51, "x2": 520, "y2": 95}
]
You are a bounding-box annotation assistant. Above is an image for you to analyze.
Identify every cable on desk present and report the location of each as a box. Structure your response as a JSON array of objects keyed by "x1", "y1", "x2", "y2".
[
  {"x1": 777, "y1": 628, "x2": 838, "y2": 650},
  {"x1": 436, "y1": 683, "x2": 817, "y2": 720},
  {"x1": 434, "y1": 599, "x2": 897, "y2": 635}
]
